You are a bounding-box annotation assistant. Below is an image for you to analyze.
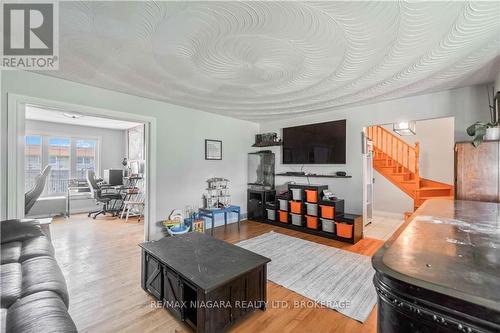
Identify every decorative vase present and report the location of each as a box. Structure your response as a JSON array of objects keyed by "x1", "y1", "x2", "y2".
[{"x1": 485, "y1": 127, "x2": 500, "y2": 141}]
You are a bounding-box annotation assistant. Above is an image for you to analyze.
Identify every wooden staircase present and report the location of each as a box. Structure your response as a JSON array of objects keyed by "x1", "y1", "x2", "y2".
[{"x1": 367, "y1": 126, "x2": 454, "y2": 211}]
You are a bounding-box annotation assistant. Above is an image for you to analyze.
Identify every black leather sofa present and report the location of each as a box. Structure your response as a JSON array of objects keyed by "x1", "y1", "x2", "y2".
[{"x1": 1, "y1": 219, "x2": 77, "y2": 333}]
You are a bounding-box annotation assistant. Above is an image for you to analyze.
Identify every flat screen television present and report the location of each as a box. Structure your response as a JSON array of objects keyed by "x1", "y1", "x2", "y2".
[{"x1": 282, "y1": 120, "x2": 346, "y2": 164}]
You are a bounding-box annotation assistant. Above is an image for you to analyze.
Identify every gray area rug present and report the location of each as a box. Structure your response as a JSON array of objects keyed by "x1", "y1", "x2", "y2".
[{"x1": 236, "y1": 231, "x2": 377, "y2": 322}]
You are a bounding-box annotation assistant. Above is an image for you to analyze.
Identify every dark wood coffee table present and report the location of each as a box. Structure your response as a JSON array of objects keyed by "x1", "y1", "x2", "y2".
[{"x1": 140, "y1": 232, "x2": 270, "y2": 333}]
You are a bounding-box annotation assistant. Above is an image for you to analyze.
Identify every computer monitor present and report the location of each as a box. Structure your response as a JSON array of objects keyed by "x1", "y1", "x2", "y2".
[{"x1": 103, "y1": 169, "x2": 123, "y2": 185}]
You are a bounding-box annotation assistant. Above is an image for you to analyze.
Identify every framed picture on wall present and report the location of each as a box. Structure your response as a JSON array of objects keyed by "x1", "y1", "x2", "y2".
[{"x1": 205, "y1": 139, "x2": 222, "y2": 160}]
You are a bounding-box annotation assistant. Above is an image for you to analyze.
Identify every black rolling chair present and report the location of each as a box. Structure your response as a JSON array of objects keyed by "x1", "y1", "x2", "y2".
[{"x1": 86, "y1": 170, "x2": 122, "y2": 220}]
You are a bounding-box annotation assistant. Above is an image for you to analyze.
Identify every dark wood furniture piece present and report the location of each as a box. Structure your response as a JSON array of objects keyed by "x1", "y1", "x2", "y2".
[
  {"x1": 140, "y1": 232, "x2": 270, "y2": 333},
  {"x1": 260, "y1": 183, "x2": 362, "y2": 244},
  {"x1": 455, "y1": 141, "x2": 500, "y2": 202},
  {"x1": 372, "y1": 199, "x2": 500, "y2": 333},
  {"x1": 247, "y1": 189, "x2": 275, "y2": 221}
]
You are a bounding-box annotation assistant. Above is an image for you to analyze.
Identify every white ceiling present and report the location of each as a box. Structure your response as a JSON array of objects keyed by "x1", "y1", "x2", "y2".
[
  {"x1": 25, "y1": 105, "x2": 142, "y2": 130},
  {"x1": 39, "y1": 1, "x2": 500, "y2": 122}
]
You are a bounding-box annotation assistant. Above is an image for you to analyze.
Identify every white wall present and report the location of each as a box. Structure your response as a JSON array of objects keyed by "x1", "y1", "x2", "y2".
[
  {"x1": 373, "y1": 174, "x2": 414, "y2": 216},
  {"x1": 1, "y1": 71, "x2": 259, "y2": 239},
  {"x1": 25, "y1": 119, "x2": 126, "y2": 177},
  {"x1": 260, "y1": 85, "x2": 490, "y2": 215}
]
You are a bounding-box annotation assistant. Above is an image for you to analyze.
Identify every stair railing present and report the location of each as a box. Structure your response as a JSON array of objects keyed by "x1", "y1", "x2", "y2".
[{"x1": 366, "y1": 126, "x2": 420, "y2": 188}]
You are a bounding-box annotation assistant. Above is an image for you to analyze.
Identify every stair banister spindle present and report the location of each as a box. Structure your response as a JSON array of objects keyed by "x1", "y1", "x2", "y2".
[
  {"x1": 378, "y1": 126, "x2": 381, "y2": 149},
  {"x1": 415, "y1": 142, "x2": 420, "y2": 189},
  {"x1": 399, "y1": 141, "x2": 403, "y2": 172},
  {"x1": 406, "y1": 145, "x2": 409, "y2": 170},
  {"x1": 391, "y1": 135, "x2": 394, "y2": 163}
]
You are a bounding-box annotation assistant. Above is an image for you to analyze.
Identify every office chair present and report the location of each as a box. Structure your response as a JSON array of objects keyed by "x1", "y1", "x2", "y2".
[
  {"x1": 86, "y1": 170, "x2": 122, "y2": 220},
  {"x1": 25, "y1": 165, "x2": 52, "y2": 215}
]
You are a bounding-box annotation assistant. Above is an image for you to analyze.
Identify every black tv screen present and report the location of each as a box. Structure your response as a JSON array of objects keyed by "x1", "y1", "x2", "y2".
[{"x1": 282, "y1": 120, "x2": 346, "y2": 164}]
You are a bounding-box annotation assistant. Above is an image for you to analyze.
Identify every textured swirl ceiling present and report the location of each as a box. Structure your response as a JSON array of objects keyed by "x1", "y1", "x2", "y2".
[{"x1": 41, "y1": 1, "x2": 500, "y2": 122}]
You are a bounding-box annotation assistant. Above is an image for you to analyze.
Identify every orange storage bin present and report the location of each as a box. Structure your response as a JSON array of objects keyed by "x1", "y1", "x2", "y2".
[
  {"x1": 279, "y1": 211, "x2": 288, "y2": 223},
  {"x1": 320, "y1": 205, "x2": 335, "y2": 219},
  {"x1": 305, "y1": 215, "x2": 318, "y2": 229},
  {"x1": 289, "y1": 201, "x2": 302, "y2": 214},
  {"x1": 305, "y1": 190, "x2": 318, "y2": 203},
  {"x1": 336, "y1": 222, "x2": 353, "y2": 238}
]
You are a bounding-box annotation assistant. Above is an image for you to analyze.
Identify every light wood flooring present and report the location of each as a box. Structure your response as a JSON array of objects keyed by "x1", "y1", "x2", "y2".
[{"x1": 50, "y1": 214, "x2": 384, "y2": 333}]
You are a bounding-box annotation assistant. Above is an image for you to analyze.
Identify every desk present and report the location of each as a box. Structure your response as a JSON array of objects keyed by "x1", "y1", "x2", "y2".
[
  {"x1": 140, "y1": 232, "x2": 270, "y2": 333},
  {"x1": 198, "y1": 205, "x2": 241, "y2": 236},
  {"x1": 67, "y1": 180, "x2": 91, "y2": 217}
]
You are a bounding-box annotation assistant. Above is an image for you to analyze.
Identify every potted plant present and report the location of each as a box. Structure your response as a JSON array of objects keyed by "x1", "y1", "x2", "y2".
[{"x1": 467, "y1": 88, "x2": 499, "y2": 147}]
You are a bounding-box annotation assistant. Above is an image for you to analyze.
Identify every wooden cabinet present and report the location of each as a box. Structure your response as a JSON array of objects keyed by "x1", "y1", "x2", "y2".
[
  {"x1": 455, "y1": 141, "x2": 500, "y2": 202},
  {"x1": 163, "y1": 268, "x2": 182, "y2": 320},
  {"x1": 142, "y1": 253, "x2": 163, "y2": 300},
  {"x1": 201, "y1": 266, "x2": 266, "y2": 333},
  {"x1": 140, "y1": 234, "x2": 270, "y2": 333}
]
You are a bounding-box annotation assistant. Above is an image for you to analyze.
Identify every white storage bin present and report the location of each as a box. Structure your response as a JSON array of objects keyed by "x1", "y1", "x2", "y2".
[
  {"x1": 291, "y1": 213, "x2": 303, "y2": 226},
  {"x1": 321, "y1": 218, "x2": 335, "y2": 233},
  {"x1": 266, "y1": 209, "x2": 276, "y2": 221},
  {"x1": 278, "y1": 199, "x2": 288, "y2": 211},
  {"x1": 305, "y1": 203, "x2": 318, "y2": 216},
  {"x1": 291, "y1": 188, "x2": 303, "y2": 201}
]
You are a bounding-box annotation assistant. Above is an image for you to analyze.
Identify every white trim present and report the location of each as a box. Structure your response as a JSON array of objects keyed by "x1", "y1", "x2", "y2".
[
  {"x1": 6, "y1": 93, "x2": 156, "y2": 241},
  {"x1": 7, "y1": 97, "x2": 25, "y2": 218}
]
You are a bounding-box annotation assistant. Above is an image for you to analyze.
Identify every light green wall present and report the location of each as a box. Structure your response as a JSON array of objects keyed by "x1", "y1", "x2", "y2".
[{"x1": 1, "y1": 71, "x2": 259, "y2": 239}]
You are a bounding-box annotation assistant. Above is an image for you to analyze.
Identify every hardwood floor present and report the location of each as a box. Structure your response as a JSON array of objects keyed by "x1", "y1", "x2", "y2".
[{"x1": 51, "y1": 214, "x2": 384, "y2": 333}]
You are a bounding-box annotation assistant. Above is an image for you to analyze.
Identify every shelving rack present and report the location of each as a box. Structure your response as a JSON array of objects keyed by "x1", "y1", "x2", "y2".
[
  {"x1": 204, "y1": 178, "x2": 230, "y2": 209},
  {"x1": 262, "y1": 183, "x2": 363, "y2": 244}
]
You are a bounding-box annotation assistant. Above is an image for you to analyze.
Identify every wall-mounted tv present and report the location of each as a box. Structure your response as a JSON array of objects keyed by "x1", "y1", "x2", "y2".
[{"x1": 282, "y1": 119, "x2": 346, "y2": 164}]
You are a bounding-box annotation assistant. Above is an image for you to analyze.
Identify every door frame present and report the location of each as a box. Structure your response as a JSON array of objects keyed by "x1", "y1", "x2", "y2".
[{"x1": 6, "y1": 93, "x2": 157, "y2": 241}]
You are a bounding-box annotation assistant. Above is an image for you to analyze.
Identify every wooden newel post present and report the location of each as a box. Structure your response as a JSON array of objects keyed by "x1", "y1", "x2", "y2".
[{"x1": 415, "y1": 142, "x2": 420, "y2": 189}]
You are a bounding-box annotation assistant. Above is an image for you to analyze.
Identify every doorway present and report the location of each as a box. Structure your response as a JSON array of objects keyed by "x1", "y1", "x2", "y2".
[
  {"x1": 6, "y1": 94, "x2": 156, "y2": 241},
  {"x1": 362, "y1": 117, "x2": 455, "y2": 240}
]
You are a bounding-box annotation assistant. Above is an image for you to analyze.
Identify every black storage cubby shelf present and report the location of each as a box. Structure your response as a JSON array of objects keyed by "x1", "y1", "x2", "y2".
[
  {"x1": 264, "y1": 218, "x2": 356, "y2": 243},
  {"x1": 259, "y1": 183, "x2": 362, "y2": 244}
]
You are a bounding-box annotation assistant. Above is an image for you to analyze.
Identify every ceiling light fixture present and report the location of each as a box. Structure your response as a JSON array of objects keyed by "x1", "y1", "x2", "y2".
[
  {"x1": 393, "y1": 121, "x2": 416, "y2": 136},
  {"x1": 63, "y1": 112, "x2": 84, "y2": 119}
]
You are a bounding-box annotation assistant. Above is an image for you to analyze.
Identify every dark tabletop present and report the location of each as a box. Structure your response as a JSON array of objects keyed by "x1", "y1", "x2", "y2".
[
  {"x1": 140, "y1": 232, "x2": 271, "y2": 292},
  {"x1": 373, "y1": 199, "x2": 500, "y2": 312}
]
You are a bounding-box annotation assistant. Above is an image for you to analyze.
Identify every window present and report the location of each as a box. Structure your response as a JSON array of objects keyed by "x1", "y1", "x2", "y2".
[
  {"x1": 25, "y1": 135, "x2": 42, "y2": 192},
  {"x1": 48, "y1": 137, "x2": 71, "y2": 194},
  {"x1": 24, "y1": 134, "x2": 99, "y2": 196},
  {"x1": 76, "y1": 139, "x2": 97, "y2": 180}
]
